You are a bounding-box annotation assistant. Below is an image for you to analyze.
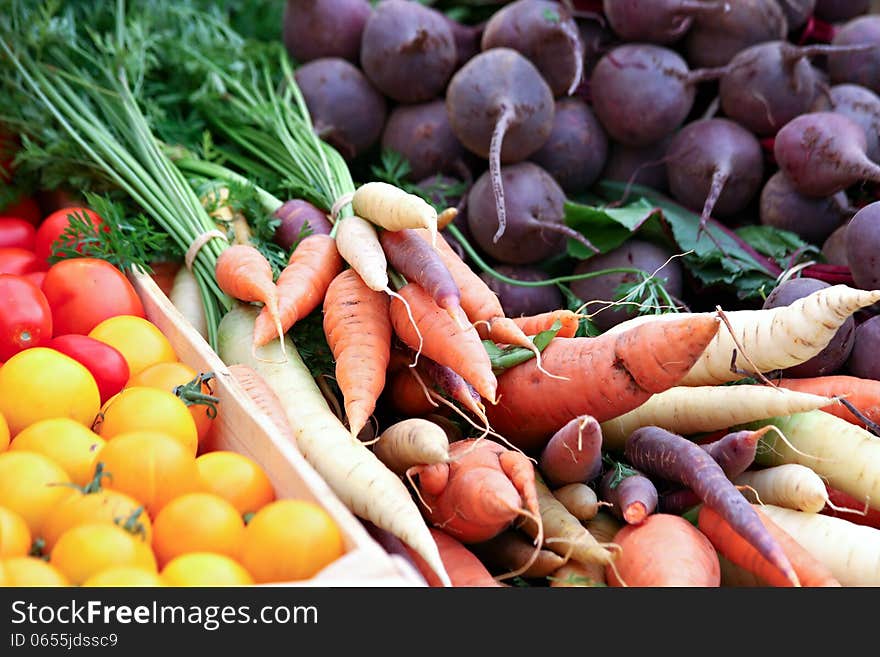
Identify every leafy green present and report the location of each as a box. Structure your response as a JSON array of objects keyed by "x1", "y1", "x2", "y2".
[
  {"x1": 289, "y1": 308, "x2": 335, "y2": 382},
  {"x1": 564, "y1": 198, "x2": 661, "y2": 258},
  {"x1": 735, "y1": 225, "x2": 821, "y2": 267},
  {"x1": 484, "y1": 320, "x2": 563, "y2": 374}
]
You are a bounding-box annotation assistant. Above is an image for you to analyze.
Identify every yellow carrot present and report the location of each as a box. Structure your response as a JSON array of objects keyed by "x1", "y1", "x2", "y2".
[{"x1": 352, "y1": 182, "x2": 438, "y2": 243}]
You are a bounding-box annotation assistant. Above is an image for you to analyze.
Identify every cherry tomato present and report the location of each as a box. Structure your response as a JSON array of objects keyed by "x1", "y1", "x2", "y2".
[
  {"x1": 196, "y1": 451, "x2": 275, "y2": 515},
  {"x1": 41, "y1": 258, "x2": 145, "y2": 335},
  {"x1": 89, "y1": 315, "x2": 175, "y2": 377},
  {"x1": 0, "y1": 217, "x2": 36, "y2": 250},
  {"x1": 49, "y1": 523, "x2": 157, "y2": 585},
  {"x1": 0, "y1": 506, "x2": 31, "y2": 558},
  {"x1": 97, "y1": 387, "x2": 198, "y2": 456},
  {"x1": 160, "y1": 553, "x2": 253, "y2": 586},
  {"x1": 152, "y1": 493, "x2": 245, "y2": 567},
  {"x1": 0, "y1": 411, "x2": 8, "y2": 452},
  {"x1": 0, "y1": 196, "x2": 41, "y2": 226},
  {"x1": 0, "y1": 451, "x2": 73, "y2": 535},
  {"x1": 83, "y1": 566, "x2": 164, "y2": 587},
  {"x1": 0, "y1": 275, "x2": 53, "y2": 361},
  {"x1": 23, "y1": 271, "x2": 45, "y2": 288},
  {"x1": 33, "y1": 206, "x2": 103, "y2": 269},
  {"x1": 1, "y1": 557, "x2": 69, "y2": 586},
  {"x1": 0, "y1": 247, "x2": 40, "y2": 275},
  {"x1": 10, "y1": 418, "x2": 105, "y2": 488},
  {"x1": 47, "y1": 334, "x2": 129, "y2": 404}
]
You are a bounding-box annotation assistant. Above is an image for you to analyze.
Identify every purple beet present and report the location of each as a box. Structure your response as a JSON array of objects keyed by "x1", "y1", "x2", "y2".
[
  {"x1": 442, "y1": 13, "x2": 482, "y2": 69},
  {"x1": 530, "y1": 98, "x2": 608, "y2": 194},
  {"x1": 590, "y1": 44, "x2": 721, "y2": 146},
  {"x1": 847, "y1": 315, "x2": 880, "y2": 380},
  {"x1": 601, "y1": 136, "x2": 672, "y2": 193},
  {"x1": 272, "y1": 199, "x2": 333, "y2": 252},
  {"x1": 828, "y1": 16, "x2": 880, "y2": 95},
  {"x1": 845, "y1": 201, "x2": 880, "y2": 290},
  {"x1": 578, "y1": 17, "x2": 615, "y2": 75},
  {"x1": 774, "y1": 111, "x2": 880, "y2": 197},
  {"x1": 381, "y1": 101, "x2": 468, "y2": 182},
  {"x1": 282, "y1": 0, "x2": 372, "y2": 64},
  {"x1": 777, "y1": 0, "x2": 816, "y2": 31},
  {"x1": 684, "y1": 0, "x2": 789, "y2": 68},
  {"x1": 603, "y1": 0, "x2": 729, "y2": 44},
  {"x1": 822, "y1": 222, "x2": 850, "y2": 266},
  {"x1": 446, "y1": 48, "x2": 555, "y2": 243},
  {"x1": 480, "y1": 0, "x2": 584, "y2": 97},
  {"x1": 759, "y1": 171, "x2": 852, "y2": 244},
  {"x1": 815, "y1": 0, "x2": 870, "y2": 22},
  {"x1": 812, "y1": 84, "x2": 880, "y2": 163},
  {"x1": 478, "y1": 265, "x2": 564, "y2": 318},
  {"x1": 665, "y1": 118, "x2": 765, "y2": 229},
  {"x1": 416, "y1": 174, "x2": 467, "y2": 211},
  {"x1": 294, "y1": 58, "x2": 387, "y2": 160},
  {"x1": 360, "y1": 0, "x2": 458, "y2": 103}
]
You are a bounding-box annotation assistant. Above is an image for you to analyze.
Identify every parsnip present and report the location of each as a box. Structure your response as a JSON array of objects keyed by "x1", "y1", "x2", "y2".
[
  {"x1": 333, "y1": 214, "x2": 389, "y2": 292},
  {"x1": 734, "y1": 464, "x2": 828, "y2": 513},
  {"x1": 352, "y1": 182, "x2": 438, "y2": 243},
  {"x1": 373, "y1": 418, "x2": 450, "y2": 476}
]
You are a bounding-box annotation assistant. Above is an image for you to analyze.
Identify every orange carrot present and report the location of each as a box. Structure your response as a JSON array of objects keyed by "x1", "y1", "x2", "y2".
[
  {"x1": 486, "y1": 315, "x2": 720, "y2": 452},
  {"x1": 607, "y1": 513, "x2": 720, "y2": 587},
  {"x1": 512, "y1": 310, "x2": 581, "y2": 339},
  {"x1": 227, "y1": 364, "x2": 295, "y2": 446},
  {"x1": 252, "y1": 234, "x2": 343, "y2": 349},
  {"x1": 698, "y1": 504, "x2": 841, "y2": 587},
  {"x1": 389, "y1": 281, "x2": 497, "y2": 403},
  {"x1": 322, "y1": 269, "x2": 391, "y2": 437},
  {"x1": 215, "y1": 245, "x2": 284, "y2": 350},
  {"x1": 404, "y1": 527, "x2": 502, "y2": 587},
  {"x1": 775, "y1": 375, "x2": 880, "y2": 429}
]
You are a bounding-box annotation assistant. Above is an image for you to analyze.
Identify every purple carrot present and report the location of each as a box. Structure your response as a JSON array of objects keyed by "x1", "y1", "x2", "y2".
[
  {"x1": 538, "y1": 415, "x2": 603, "y2": 487},
  {"x1": 418, "y1": 355, "x2": 488, "y2": 425},
  {"x1": 624, "y1": 425, "x2": 800, "y2": 586},
  {"x1": 599, "y1": 465, "x2": 658, "y2": 526}
]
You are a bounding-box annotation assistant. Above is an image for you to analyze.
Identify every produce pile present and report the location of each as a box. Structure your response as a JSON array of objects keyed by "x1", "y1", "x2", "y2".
[{"x1": 3, "y1": 0, "x2": 880, "y2": 588}]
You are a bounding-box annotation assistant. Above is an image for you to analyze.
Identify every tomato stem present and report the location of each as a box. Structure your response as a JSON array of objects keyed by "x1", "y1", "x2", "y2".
[{"x1": 174, "y1": 372, "x2": 220, "y2": 419}]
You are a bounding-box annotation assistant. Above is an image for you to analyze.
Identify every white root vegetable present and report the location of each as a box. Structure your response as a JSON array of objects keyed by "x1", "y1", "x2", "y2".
[
  {"x1": 372, "y1": 418, "x2": 450, "y2": 476},
  {"x1": 217, "y1": 303, "x2": 451, "y2": 586},
  {"x1": 761, "y1": 504, "x2": 880, "y2": 586},
  {"x1": 734, "y1": 464, "x2": 829, "y2": 513},
  {"x1": 552, "y1": 483, "x2": 601, "y2": 522},
  {"x1": 605, "y1": 285, "x2": 880, "y2": 385},
  {"x1": 352, "y1": 182, "x2": 438, "y2": 243},
  {"x1": 600, "y1": 385, "x2": 835, "y2": 450},
  {"x1": 333, "y1": 214, "x2": 389, "y2": 292},
  {"x1": 169, "y1": 266, "x2": 209, "y2": 340}
]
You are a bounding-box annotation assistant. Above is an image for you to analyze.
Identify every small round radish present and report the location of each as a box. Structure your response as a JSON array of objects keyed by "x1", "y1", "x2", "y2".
[
  {"x1": 666, "y1": 118, "x2": 764, "y2": 228},
  {"x1": 479, "y1": 265, "x2": 564, "y2": 318},
  {"x1": 759, "y1": 171, "x2": 851, "y2": 244},
  {"x1": 480, "y1": 0, "x2": 584, "y2": 97},
  {"x1": 294, "y1": 58, "x2": 387, "y2": 160},
  {"x1": 381, "y1": 100, "x2": 468, "y2": 182},
  {"x1": 774, "y1": 111, "x2": 880, "y2": 198},
  {"x1": 602, "y1": 137, "x2": 672, "y2": 193},
  {"x1": 812, "y1": 84, "x2": 880, "y2": 163},
  {"x1": 360, "y1": 0, "x2": 457, "y2": 104},
  {"x1": 282, "y1": 0, "x2": 372, "y2": 64},
  {"x1": 815, "y1": 0, "x2": 870, "y2": 22},
  {"x1": 845, "y1": 201, "x2": 880, "y2": 291},
  {"x1": 603, "y1": 0, "x2": 729, "y2": 45},
  {"x1": 530, "y1": 98, "x2": 608, "y2": 194},
  {"x1": 684, "y1": 0, "x2": 788, "y2": 68},
  {"x1": 828, "y1": 16, "x2": 880, "y2": 95},
  {"x1": 778, "y1": 0, "x2": 816, "y2": 31}
]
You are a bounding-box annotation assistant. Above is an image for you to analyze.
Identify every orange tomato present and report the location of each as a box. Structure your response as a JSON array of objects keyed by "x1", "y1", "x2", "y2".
[
  {"x1": 0, "y1": 410, "x2": 8, "y2": 451},
  {"x1": 151, "y1": 493, "x2": 245, "y2": 568},
  {"x1": 239, "y1": 500, "x2": 344, "y2": 583},
  {"x1": 96, "y1": 387, "x2": 198, "y2": 455},
  {"x1": 160, "y1": 553, "x2": 254, "y2": 586},
  {"x1": 88, "y1": 315, "x2": 176, "y2": 377},
  {"x1": 2, "y1": 557, "x2": 69, "y2": 586},
  {"x1": 127, "y1": 362, "x2": 217, "y2": 445},
  {"x1": 95, "y1": 431, "x2": 202, "y2": 517},
  {"x1": 0, "y1": 347, "x2": 101, "y2": 436},
  {"x1": 0, "y1": 506, "x2": 31, "y2": 558},
  {"x1": 83, "y1": 566, "x2": 164, "y2": 587},
  {"x1": 41, "y1": 488, "x2": 152, "y2": 553},
  {"x1": 196, "y1": 451, "x2": 275, "y2": 515},
  {"x1": 50, "y1": 523, "x2": 157, "y2": 585},
  {"x1": 10, "y1": 418, "x2": 105, "y2": 487},
  {"x1": 0, "y1": 451, "x2": 73, "y2": 535}
]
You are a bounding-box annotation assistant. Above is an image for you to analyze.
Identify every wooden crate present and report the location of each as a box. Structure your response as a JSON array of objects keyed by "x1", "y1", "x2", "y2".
[{"x1": 129, "y1": 271, "x2": 425, "y2": 587}]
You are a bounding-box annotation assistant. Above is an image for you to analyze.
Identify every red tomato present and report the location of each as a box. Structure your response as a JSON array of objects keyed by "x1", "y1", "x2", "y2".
[
  {"x1": 0, "y1": 197, "x2": 41, "y2": 226},
  {"x1": 46, "y1": 335, "x2": 130, "y2": 404},
  {"x1": 0, "y1": 275, "x2": 53, "y2": 361},
  {"x1": 33, "y1": 207, "x2": 103, "y2": 269},
  {"x1": 0, "y1": 248, "x2": 41, "y2": 276},
  {"x1": 23, "y1": 271, "x2": 46, "y2": 288},
  {"x1": 0, "y1": 218, "x2": 36, "y2": 250},
  {"x1": 42, "y1": 258, "x2": 145, "y2": 335}
]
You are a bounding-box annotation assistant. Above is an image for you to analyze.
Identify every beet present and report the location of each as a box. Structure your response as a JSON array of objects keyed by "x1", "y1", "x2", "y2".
[
  {"x1": 381, "y1": 100, "x2": 468, "y2": 182},
  {"x1": 578, "y1": 17, "x2": 615, "y2": 75},
  {"x1": 665, "y1": 118, "x2": 764, "y2": 228},
  {"x1": 847, "y1": 315, "x2": 880, "y2": 380},
  {"x1": 777, "y1": 0, "x2": 816, "y2": 31},
  {"x1": 416, "y1": 174, "x2": 466, "y2": 211},
  {"x1": 759, "y1": 171, "x2": 851, "y2": 245},
  {"x1": 590, "y1": 44, "x2": 719, "y2": 147},
  {"x1": 828, "y1": 16, "x2": 880, "y2": 95},
  {"x1": 294, "y1": 58, "x2": 387, "y2": 160},
  {"x1": 845, "y1": 201, "x2": 880, "y2": 291},
  {"x1": 478, "y1": 265, "x2": 564, "y2": 317},
  {"x1": 601, "y1": 137, "x2": 672, "y2": 193},
  {"x1": 774, "y1": 111, "x2": 880, "y2": 197},
  {"x1": 282, "y1": 0, "x2": 372, "y2": 64},
  {"x1": 360, "y1": 0, "x2": 457, "y2": 104},
  {"x1": 815, "y1": 0, "x2": 870, "y2": 23},
  {"x1": 446, "y1": 48, "x2": 555, "y2": 243},
  {"x1": 480, "y1": 0, "x2": 584, "y2": 97},
  {"x1": 442, "y1": 13, "x2": 482, "y2": 69},
  {"x1": 466, "y1": 162, "x2": 590, "y2": 265},
  {"x1": 272, "y1": 199, "x2": 333, "y2": 252},
  {"x1": 822, "y1": 222, "x2": 849, "y2": 266},
  {"x1": 684, "y1": 0, "x2": 788, "y2": 68},
  {"x1": 603, "y1": 0, "x2": 728, "y2": 45},
  {"x1": 530, "y1": 98, "x2": 608, "y2": 194}
]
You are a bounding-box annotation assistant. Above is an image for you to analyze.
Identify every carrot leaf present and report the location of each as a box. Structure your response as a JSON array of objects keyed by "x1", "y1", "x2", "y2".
[{"x1": 484, "y1": 320, "x2": 563, "y2": 374}]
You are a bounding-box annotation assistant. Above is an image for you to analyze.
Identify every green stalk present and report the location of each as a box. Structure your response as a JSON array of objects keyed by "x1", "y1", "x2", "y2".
[{"x1": 174, "y1": 157, "x2": 284, "y2": 214}]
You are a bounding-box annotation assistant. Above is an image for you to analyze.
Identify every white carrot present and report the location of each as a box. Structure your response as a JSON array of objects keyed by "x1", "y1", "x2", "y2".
[
  {"x1": 600, "y1": 385, "x2": 835, "y2": 450},
  {"x1": 552, "y1": 483, "x2": 602, "y2": 522},
  {"x1": 734, "y1": 464, "x2": 829, "y2": 513},
  {"x1": 217, "y1": 303, "x2": 451, "y2": 586},
  {"x1": 352, "y1": 182, "x2": 438, "y2": 243},
  {"x1": 605, "y1": 285, "x2": 880, "y2": 386},
  {"x1": 760, "y1": 504, "x2": 880, "y2": 586},
  {"x1": 372, "y1": 418, "x2": 450, "y2": 477},
  {"x1": 169, "y1": 266, "x2": 209, "y2": 340},
  {"x1": 333, "y1": 215, "x2": 389, "y2": 292}
]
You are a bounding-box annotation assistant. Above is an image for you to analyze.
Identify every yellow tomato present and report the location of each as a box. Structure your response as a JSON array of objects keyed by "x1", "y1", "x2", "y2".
[
  {"x1": 127, "y1": 362, "x2": 217, "y2": 445},
  {"x1": 0, "y1": 506, "x2": 31, "y2": 558},
  {"x1": 95, "y1": 431, "x2": 202, "y2": 517},
  {"x1": 49, "y1": 523, "x2": 157, "y2": 585},
  {"x1": 151, "y1": 493, "x2": 245, "y2": 568},
  {"x1": 161, "y1": 553, "x2": 254, "y2": 586},
  {"x1": 41, "y1": 489, "x2": 152, "y2": 553},
  {"x1": 83, "y1": 566, "x2": 164, "y2": 587},
  {"x1": 97, "y1": 387, "x2": 198, "y2": 455},
  {"x1": 2, "y1": 557, "x2": 69, "y2": 586},
  {"x1": 0, "y1": 411, "x2": 8, "y2": 451},
  {"x1": 88, "y1": 315, "x2": 176, "y2": 377},
  {"x1": 0, "y1": 451, "x2": 73, "y2": 535},
  {"x1": 0, "y1": 348, "x2": 100, "y2": 436},
  {"x1": 0, "y1": 561, "x2": 5, "y2": 586},
  {"x1": 196, "y1": 451, "x2": 275, "y2": 515},
  {"x1": 239, "y1": 500, "x2": 344, "y2": 583},
  {"x1": 10, "y1": 418, "x2": 105, "y2": 487}
]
